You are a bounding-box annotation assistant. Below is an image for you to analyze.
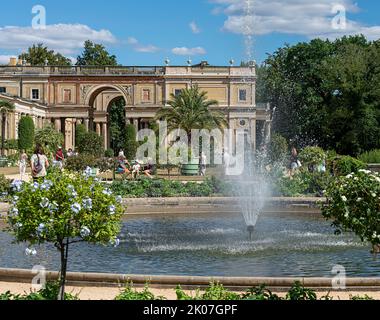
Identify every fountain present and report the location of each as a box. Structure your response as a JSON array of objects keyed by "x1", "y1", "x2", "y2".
[{"x1": 224, "y1": 0, "x2": 272, "y2": 239}]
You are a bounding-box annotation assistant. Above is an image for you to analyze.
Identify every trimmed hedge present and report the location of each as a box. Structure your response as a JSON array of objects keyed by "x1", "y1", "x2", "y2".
[{"x1": 18, "y1": 116, "x2": 34, "y2": 151}]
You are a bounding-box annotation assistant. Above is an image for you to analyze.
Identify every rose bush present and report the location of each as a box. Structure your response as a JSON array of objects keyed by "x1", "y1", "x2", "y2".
[
  {"x1": 7, "y1": 167, "x2": 124, "y2": 299},
  {"x1": 321, "y1": 169, "x2": 380, "y2": 251}
]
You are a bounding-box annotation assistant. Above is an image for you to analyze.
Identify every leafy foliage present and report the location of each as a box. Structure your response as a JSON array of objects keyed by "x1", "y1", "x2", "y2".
[
  {"x1": 0, "y1": 174, "x2": 11, "y2": 194},
  {"x1": 18, "y1": 116, "x2": 35, "y2": 151},
  {"x1": 331, "y1": 155, "x2": 367, "y2": 176},
  {"x1": 76, "y1": 131, "x2": 103, "y2": 157},
  {"x1": 0, "y1": 282, "x2": 78, "y2": 300},
  {"x1": 76, "y1": 40, "x2": 118, "y2": 66},
  {"x1": 35, "y1": 125, "x2": 64, "y2": 158},
  {"x1": 268, "y1": 133, "x2": 288, "y2": 164},
  {"x1": 109, "y1": 98, "x2": 126, "y2": 153},
  {"x1": 7, "y1": 169, "x2": 123, "y2": 299},
  {"x1": 65, "y1": 154, "x2": 98, "y2": 172},
  {"x1": 359, "y1": 149, "x2": 380, "y2": 164},
  {"x1": 321, "y1": 169, "x2": 380, "y2": 248},
  {"x1": 155, "y1": 86, "x2": 227, "y2": 139},
  {"x1": 115, "y1": 282, "x2": 165, "y2": 300},
  {"x1": 299, "y1": 146, "x2": 326, "y2": 168},
  {"x1": 124, "y1": 124, "x2": 137, "y2": 160},
  {"x1": 285, "y1": 281, "x2": 317, "y2": 300},
  {"x1": 0, "y1": 100, "x2": 15, "y2": 156},
  {"x1": 75, "y1": 124, "x2": 87, "y2": 148},
  {"x1": 19, "y1": 44, "x2": 71, "y2": 66},
  {"x1": 259, "y1": 35, "x2": 380, "y2": 155},
  {"x1": 105, "y1": 149, "x2": 115, "y2": 158},
  {"x1": 110, "y1": 177, "x2": 230, "y2": 198},
  {"x1": 242, "y1": 285, "x2": 281, "y2": 300}
]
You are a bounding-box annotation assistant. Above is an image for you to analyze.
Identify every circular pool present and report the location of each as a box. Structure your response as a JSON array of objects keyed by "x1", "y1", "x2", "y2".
[{"x1": 0, "y1": 211, "x2": 378, "y2": 277}]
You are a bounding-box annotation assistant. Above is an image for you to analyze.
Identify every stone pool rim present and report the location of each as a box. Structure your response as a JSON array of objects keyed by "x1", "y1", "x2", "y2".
[
  {"x1": 0, "y1": 196, "x2": 324, "y2": 218},
  {"x1": 0, "y1": 268, "x2": 379, "y2": 291}
]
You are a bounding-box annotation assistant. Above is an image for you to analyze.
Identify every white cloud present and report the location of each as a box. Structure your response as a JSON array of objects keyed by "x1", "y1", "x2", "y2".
[
  {"x1": 211, "y1": 0, "x2": 380, "y2": 40},
  {"x1": 127, "y1": 37, "x2": 138, "y2": 45},
  {"x1": 127, "y1": 37, "x2": 159, "y2": 53},
  {"x1": 0, "y1": 24, "x2": 117, "y2": 55},
  {"x1": 190, "y1": 21, "x2": 201, "y2": 34},
  {"x1": 172, "y1": 47, "x2": 207, "y2": 56}
]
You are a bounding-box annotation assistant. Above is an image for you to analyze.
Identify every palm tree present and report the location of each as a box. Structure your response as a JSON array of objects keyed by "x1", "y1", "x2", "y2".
[
  {"x1": 0, "y1": 100, "x2": 15, "y2": 156},
  {"x1": 155, "y1": 86, "x2": 228, "y2": 141}
]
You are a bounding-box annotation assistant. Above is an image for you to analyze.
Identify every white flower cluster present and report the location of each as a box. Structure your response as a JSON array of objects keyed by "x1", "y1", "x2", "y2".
[
  {"x1": 80, "y1": 226, "x2": 91, "y2": 238},
  {"x1": 11, "y1": 180, "x2": 23, "y2": 192},
  {"x1": 25, "y1": 247, "x2": 37, "y2": 256}
]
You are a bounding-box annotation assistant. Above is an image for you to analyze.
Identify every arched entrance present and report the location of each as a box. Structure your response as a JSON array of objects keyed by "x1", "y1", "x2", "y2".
[{"x1": 85, "y1": 85, "x2": 130, "y2": 150}]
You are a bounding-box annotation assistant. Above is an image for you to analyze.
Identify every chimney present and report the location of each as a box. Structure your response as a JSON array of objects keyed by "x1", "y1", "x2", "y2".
[{"x1": 9, "y1": 57, "x2": 17, "y2": 66}]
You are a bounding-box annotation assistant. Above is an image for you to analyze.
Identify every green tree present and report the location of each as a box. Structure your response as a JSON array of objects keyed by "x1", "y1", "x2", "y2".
[
  {"x1": 35, "y1": 125, "x2": 64, "y2": 158},
  {"x1": 124, "y1": 124, "x2": 137, "y2": 160},
  {"x1": 75, "y1": 124, "x2": 87, "y2": 147},
  {"x1": 259, "y1": 35, "x2": 380, "y2": 155},
  {"x1": 0, "y1": 100, "x2": 15, "y2": 156},
  {"x1": 76, "y1": 40, "x2": 118, "y2": 66},
  {"x1": 18, "y1": 116, "x2": 35, "y2": 151},
  {"x1": 76, "y1": 131, "x2": 103, "y2": 157},
  {"x1": 155, "y1": 86, "x2": 228, "y2": 141},
  {"x1": 268, "y1": 133, "x2": 288, "y2": 164},
  {"x1": 109, "y1": 98, "x2": 126, "y2": 153},
  {"x1": 19, "y1": 44, "x2": 71, "y2": 66},
  {"x1": 7, "y1": 169, "x2": 123, "y2": 299}
]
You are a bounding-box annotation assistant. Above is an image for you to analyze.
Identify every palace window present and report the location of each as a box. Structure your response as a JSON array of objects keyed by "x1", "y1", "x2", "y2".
[
  {"x1": 142, "y1": 89, "x2": 151, "y2": 102},
  {"x1": 31, "y1": 89, "x2": 40, "y2": 100},
  {"x1": 0, "y1": 87, "x2": 6, "y2": 94},
  {"x1": 63, "y1": 89, "x2": 72, "y2": 103},
  {"x1": 174, "y1": 89, "x2": 182, "y2": 97},
  {"x1": 239, "y1": 89, "x2": 247, "y2": 102}
]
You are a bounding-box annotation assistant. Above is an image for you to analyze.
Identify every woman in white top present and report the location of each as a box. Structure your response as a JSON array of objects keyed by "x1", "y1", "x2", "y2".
[
  {"x1": 19, "y1": 150, "x2": 28, "y2": 181},
  {"x1": 30, "y1": 144, "x2": 49, "y2": 181}
]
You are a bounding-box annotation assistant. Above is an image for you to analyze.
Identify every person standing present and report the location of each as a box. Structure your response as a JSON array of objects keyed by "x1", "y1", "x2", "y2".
[
  {"x1": 55, "y1": 146, "x2": 64, "y2": 170},
  {"x1": 31, "y1": 145, "x2": 49, "y2": 181},
  {"x1": 289, "y1": 147, "x2": 300, "y2": 175},
  {"x1": 199, "y1": 152, "x2": 207, "y2": 176},
  {"x1": 19, "y1": 150, "x2": 28, "y2": 181}
]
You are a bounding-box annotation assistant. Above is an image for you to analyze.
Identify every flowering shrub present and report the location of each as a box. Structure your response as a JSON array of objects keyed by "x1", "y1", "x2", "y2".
[
  {"x1": 321, "y1": 169, "x2": 380, "y2": 249},
  {"x1": 7, "y1": 168, "x2": 123, "y2": 299},
  {"x1": 299, "y1": 146, "x2": 326, "y2": 168}
]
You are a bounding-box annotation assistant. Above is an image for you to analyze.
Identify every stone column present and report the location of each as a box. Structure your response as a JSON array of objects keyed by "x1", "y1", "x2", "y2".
[
  {"x1": 96, "y1": 122, "x2": 101, "y2": 136},
  {"x1": 54, "y1": 118, "x2": 61, "y2": 132},
  {"x1": 133, "y1": 118, "x2": 139, "y2": 132},
  {"x1": 84, "y1": 119, "x2": 90, "y2": 132},
  {"x1": 64, "y1": 118, "x2": 73, "y2": 150},
  {"x1": 102, "y1": 122, "x2": 108, "y2": 150},
  {"x1": 72, "y1": 119, "x2": 76, "y2": 150},
  {"x1": 14, "y1": 113, "x2": 19, "y2": 139}
]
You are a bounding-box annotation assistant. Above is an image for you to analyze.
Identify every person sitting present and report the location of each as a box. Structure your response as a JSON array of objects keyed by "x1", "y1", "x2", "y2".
[
  {"x1": 116, "y1": 154, "x2": 131, "y2": 177},
  {"x1": 132, "y1": 161, "x2": 141, "y2": 180},
  {"x1": 67, "y1": 148, "x2": 74, "y2": 158},
  {"x1": 142, "y1": 160, "x2": 155, "y2": 179}
]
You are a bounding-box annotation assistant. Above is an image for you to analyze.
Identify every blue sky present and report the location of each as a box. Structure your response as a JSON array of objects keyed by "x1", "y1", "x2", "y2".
[{"x1": 0, "y1": 0, "x2": 379, "y2": 66}]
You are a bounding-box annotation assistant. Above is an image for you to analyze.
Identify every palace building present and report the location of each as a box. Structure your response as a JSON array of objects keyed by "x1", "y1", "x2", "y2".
[{"x1": 0, "y1": 59, "x2": 271, "y2": 151}]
